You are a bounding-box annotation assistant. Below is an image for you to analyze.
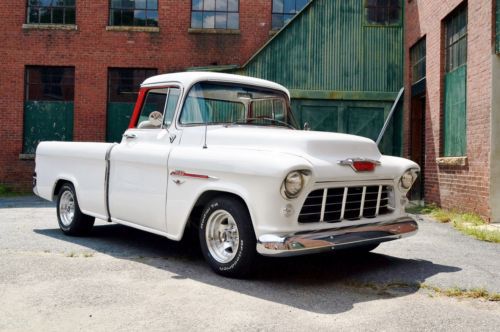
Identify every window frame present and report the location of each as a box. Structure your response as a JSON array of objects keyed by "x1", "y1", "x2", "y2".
[
  {"x1": 25, "y1": 65, "x2": 75, "y2": 102},
  {"x1": 410, "y1": 37, "x2": 426, "y2": 84},
  {"x1": 177, "y1": 81, "x2": 297, "y2": 129},
  {"x1": 108, "y1": 0, "x2": 159, "y2": 27},
  {"x1": 271, "y1": 0, "x2": 310, "y2": 31},
  {"x1": 108, "y1": 68, "x2": 158, "y2": 104},
  {"x1": 190, "y1": 0, "x2": 240, "y2": 30},
  {"x1": 363, "y1": 0, "x2": 402, "y2": 27},
  {"x1": 26, "y1": 0, "x2": 76, "y2": 25},
  {"x1": 444, "y1": 5, "x2": 467, "y2": 73},
  {"x1": 135, "y1": 86, "x2": 183, "y2": 129}
]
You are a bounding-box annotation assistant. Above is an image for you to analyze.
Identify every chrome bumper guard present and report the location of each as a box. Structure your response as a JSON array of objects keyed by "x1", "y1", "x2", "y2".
[{"x1": 256, "y1": 216, "x2": 418, "y2": 257}]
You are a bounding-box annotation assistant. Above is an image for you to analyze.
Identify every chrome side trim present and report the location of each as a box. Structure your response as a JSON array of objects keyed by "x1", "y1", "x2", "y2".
[
  {"x1": 257, "y1": 216, "x2": 418, "y2": 257},
  {"x1": 104, "y1": 143, "x2": 118, "y2": 223}
]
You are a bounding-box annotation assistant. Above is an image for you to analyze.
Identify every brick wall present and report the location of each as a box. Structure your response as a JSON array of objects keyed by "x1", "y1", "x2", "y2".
[
  {"x1": 404, "y1": 0, "x2": 494, "y2": 219},
  {"x1": 0, "y1": 0, "x2": 273, "y2": 191}
]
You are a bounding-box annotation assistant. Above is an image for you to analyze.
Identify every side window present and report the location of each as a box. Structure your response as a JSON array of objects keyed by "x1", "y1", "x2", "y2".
[
  {"x1": 137, "y1": 89, "x2": 168, "y2": 129},
  {"x1": 164, "y1": 88, "x2": 180, "y2": 126}
]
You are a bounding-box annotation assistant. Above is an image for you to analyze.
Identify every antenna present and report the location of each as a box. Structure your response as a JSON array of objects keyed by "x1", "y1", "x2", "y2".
[
  {"x1": 376, "y1": 87, "x2": 404, "y2": 146},
  {"x1": 203, "y1": 104, "x2": 208, "y2": 149}
]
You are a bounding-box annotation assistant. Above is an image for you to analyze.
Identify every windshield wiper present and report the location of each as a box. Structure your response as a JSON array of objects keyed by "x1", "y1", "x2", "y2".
[{"x1": 226, "y1": 117, "x2": 296, "y2": 130}]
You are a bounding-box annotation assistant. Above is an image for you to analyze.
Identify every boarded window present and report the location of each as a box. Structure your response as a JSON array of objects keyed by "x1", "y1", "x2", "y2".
[
  {"x1": 365, "y1": 0, "x2": 401, "y2": 26},
  {"x1": 24, "y1": 66, "x2": 75, "y2": 153},
  {"x1": 443, "y1": 5, "x2": 467, "y2": 157},
  {"x1": 107, "y1": 68, "x2": 157, "y2": 142},
  {"x1": 191, "y1": 0, "x2": 239, "y2": 29},
  {"x1": 271, "y1": 0, "x2": 309, "y2": 30},
  {"x1": 27, "y1": 0, "x2": 76, "y2": 25},
  {"x1": 410, "y1": 38, "x2": 426, "y2": 84},
  {"x1": 109, "y1": 0, "x2": 159, "y2": 27}
]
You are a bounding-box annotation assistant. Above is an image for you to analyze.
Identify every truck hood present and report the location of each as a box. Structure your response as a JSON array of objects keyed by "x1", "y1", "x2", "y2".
[
  {"x1": 203, "y1": 126, "x2": 417, "y2": 182},
  {"x1": 207, "y1": 126, "x2": 380, "y2": 160}
]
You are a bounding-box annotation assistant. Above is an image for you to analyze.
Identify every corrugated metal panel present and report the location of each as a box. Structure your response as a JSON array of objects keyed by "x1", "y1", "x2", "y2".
[{"x1": 239, "y1": 0, "x2": 403, "y2": 94}]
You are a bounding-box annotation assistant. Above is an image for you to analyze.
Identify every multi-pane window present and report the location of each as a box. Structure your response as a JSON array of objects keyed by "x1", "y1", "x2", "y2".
[
  {"x1": 365, "y1": 0, "x2": 401, "y2": 26},
  {"x1": 272, "y1": 0, "x2": 309, "y2": 30},
  {"x1": 26, "y1": 0, "x2": 76, "y2": 25},
  {"x1": 109, "y1": 0, "x2": 159, "y2": 27},
  {"x1": 108, "y1": 68, "x2": 157, "y2": 102},
  {"x1": 26, "y1": 66, "x2": 75, "y2": 101},
  {"x1": 24, "y1": 66, "x2": 75, "y2": 153},
  {"x1": 443, "y1": 5, "x2": 467, "y2": 157},
  {"x1": 445, "y1": 6, "x2": 467, "y2": 73},
  {"x1": 191, "y1": 0, "x2": 239, "y2": 30},
  {"x1": 410, "y1": 38, "x2": 426, "y2": 84}
]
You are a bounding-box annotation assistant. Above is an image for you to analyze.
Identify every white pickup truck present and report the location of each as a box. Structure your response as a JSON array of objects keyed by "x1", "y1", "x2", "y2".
[{"x1": 34, "y1": 72, "x2": 419, "y2": 277}]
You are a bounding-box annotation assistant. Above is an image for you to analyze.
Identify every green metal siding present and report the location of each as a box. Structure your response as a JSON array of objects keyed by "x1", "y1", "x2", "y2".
[
  {"x1": 23, "y1": 101, "x2": 73, "y2": 154},
  {"x1": 240, "y1": 0, "x2": 403, "y2": 93},
  {"x1": 234, "y1": 0, "x2": 404, "y2": 155},
  {"x1": 291, "y1": 99, "x2": 401, "y2": 155},
  {"x1": 444, "y1": 65, "x2": 467, "y2": 157},
  {"x1": 106, "y1": 102, "x2": 135, "y2": 142},
  {"x1": 497, "y1": 0, "x2": 500, "y2": 54}
]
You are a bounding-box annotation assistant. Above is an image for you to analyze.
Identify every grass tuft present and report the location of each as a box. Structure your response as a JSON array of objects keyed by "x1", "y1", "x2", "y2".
[
  {"x1": 407, "y1": 204, "x2": 500, "y2": 243},
  {"x1": 0, "y1": 184, "x2": 31, "y2": 198},
  {"x1": 421, "y1": 284, "x2": 500, "y2": 301}
]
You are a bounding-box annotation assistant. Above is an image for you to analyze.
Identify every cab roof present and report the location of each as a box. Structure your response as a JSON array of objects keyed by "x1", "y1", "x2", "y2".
[{"x1": 141, "y1": 71, "x2": 290, "y2": 98}]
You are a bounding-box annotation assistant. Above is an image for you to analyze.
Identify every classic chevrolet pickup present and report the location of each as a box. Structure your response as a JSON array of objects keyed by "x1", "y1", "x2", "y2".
[{"x1": 34, "y1": 72, "x2": 419, "y2": 277}]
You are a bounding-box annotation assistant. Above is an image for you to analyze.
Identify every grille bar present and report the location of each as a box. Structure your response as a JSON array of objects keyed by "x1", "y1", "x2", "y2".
[
  {"x1": 298, "y1": 184, "x2": 393, "y2": 224},
  {"x1": 320, "y1": 188, "x2": 327, "y2": 222}
]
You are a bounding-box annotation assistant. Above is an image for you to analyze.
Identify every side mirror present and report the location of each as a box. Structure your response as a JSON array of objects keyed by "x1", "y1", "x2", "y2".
[{"x1": 303, "y1": 122, "x2": 311, "y2": 131}]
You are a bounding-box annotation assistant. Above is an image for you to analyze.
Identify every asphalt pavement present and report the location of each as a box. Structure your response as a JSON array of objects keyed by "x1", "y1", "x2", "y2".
[{"x1": 0, "y1": 196, "x2": 499, "y2": 331}]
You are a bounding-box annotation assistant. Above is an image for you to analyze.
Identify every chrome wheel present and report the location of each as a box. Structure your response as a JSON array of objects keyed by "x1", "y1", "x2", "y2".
[
  {"x1": 205, "y1": 209, "x2": 240, "y2": 264},
  {"x1": 59, "y1": 190, "x2": 75, "y2": 227}
]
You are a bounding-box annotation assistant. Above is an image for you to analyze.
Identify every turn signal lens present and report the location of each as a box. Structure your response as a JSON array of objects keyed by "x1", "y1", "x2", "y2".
[{"x1": 352, "y1": 161, "x2": 376, "y2": 172}]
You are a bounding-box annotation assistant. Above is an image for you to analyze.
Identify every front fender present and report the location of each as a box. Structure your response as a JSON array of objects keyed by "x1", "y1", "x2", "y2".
[{"x1": 165, "y1": 146, "x2": 312, "y2": 240}]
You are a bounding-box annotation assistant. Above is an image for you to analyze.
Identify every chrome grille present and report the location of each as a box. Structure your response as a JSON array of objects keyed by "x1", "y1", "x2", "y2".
[{"x1": 298, "y1": 185, "x2": 392, "y2": 223}]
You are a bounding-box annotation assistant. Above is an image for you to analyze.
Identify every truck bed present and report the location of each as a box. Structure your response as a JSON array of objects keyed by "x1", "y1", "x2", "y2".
[{"x1": 35, "y1": 141, "x2": 114, "y2": 220}]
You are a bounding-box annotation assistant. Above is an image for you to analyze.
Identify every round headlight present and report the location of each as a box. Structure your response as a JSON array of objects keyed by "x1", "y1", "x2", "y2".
[
  {"x1": 400, "y1": 170, "x2": 415, "y2": 190},
  {"x1": 284, "y1": 171, "x2": 304, "y2": 198}
]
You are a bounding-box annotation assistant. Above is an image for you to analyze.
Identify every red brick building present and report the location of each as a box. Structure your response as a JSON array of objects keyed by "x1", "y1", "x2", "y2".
[
  {"x1": 404, "y1": 0, "x2": 500, "y2": 223},
  {"x1": 1, "y1": 0, "x2": 314, "y2": 191}
]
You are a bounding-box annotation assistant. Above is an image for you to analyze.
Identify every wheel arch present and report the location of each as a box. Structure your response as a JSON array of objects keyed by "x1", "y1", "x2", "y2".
[
  {"x1": 52, "y1": 177, "x2": 78, "y2": 201},
  {"x1": 187, "y1": 190, "x2": 252, "y2": 231}
]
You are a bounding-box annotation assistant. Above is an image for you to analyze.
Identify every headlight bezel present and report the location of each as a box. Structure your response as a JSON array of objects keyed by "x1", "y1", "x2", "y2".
[
  {"x1": 399, "y1": 168, "x2": 419, "y2": 192},
  {"x1": 281, "y1": 170, "x2": 311, "y2": 199}
]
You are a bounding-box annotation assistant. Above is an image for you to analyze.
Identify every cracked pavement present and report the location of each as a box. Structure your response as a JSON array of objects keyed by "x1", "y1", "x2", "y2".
[{"x1": 0, "y1": 196, "x2": 499, "y2": 331}]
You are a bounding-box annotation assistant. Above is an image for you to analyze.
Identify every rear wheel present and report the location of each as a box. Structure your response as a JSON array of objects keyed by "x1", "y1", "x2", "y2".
[
  {"x1": 199, "y1": 196, "x2": 257, "y2": 278},
  {"x1": 57, "y1": 183, "x2": 94, "y2": 236}
]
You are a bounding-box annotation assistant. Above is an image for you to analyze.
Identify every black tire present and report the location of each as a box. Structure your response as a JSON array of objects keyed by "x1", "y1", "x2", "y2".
[
  {"x1": 56, "y1": 183, "x2": 95, "y2": 236},
  {"x1": 199, "y1": 196, "x2": 257, "y2": 278}
]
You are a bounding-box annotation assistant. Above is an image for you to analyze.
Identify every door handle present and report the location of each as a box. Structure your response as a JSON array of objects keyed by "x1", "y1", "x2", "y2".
[{"x1": 123, "y1": 133, "x2": 137, "y2": 139}]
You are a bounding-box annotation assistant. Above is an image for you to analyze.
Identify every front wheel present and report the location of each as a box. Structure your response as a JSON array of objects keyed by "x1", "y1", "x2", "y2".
[
  {"x1": 199, "y1": 196, "x2": 257, "y2": 278},
  {"x1": 57, "y1": 183, "x2": 95, "y2": 236}
]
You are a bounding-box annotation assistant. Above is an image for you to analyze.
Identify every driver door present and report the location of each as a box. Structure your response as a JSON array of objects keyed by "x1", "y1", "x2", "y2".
[{"x1": 109, "y1": 87, "x2": 180, "y2": 232}]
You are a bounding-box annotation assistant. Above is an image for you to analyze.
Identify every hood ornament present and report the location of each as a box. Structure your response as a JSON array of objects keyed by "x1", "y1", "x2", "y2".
[{"x1": 338, "y1": 158, "x2": 381, "y2": 172}]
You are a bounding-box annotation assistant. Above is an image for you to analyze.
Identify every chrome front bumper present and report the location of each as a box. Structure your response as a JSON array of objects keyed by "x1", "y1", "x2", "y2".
[{"x1": 256, "y1": 216, "x2": 418, "y2": 257}]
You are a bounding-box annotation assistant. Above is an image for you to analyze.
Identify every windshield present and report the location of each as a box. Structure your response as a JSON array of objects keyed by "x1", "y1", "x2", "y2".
[{"x1": 179, "y1": 82, "x2": 298, "y2": 129}]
